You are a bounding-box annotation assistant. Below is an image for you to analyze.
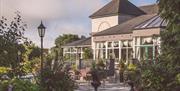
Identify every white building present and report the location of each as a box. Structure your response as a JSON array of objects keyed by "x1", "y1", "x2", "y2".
[{"x1": 63, "y1": 0, "x2": 167, "y2": 64}]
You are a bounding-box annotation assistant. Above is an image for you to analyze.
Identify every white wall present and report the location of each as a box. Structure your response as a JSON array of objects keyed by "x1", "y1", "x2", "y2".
[
  {"x1": 91, "y1": 15, "x2": 119, "y2": 33},
  {"x1": 91, "y1": 15, "x2": 119, "y2": 60}
]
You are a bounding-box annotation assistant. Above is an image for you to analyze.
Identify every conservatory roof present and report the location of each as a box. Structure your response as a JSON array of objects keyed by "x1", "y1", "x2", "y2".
[
  {"x1": 63, "y1": 37, "x2": 91, "y2": 47},
  {"x1": 134, "y1": 15, "x2": 167, "y2": 30}
]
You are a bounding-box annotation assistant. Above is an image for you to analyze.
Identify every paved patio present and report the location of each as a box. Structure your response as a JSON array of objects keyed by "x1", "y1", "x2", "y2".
[{"x1": 75, "y1": 82, "x2": 130, "y2": 91}]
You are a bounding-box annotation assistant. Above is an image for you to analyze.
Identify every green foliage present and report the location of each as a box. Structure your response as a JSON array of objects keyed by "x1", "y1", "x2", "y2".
[
  {"x1": 0, "y1": 78, "x2": 40, "y2": 91},
  {"x1": 141, "y1": 62, "x2": 164, "y2": 91},
  {"x1": 91, "y1": 61, "x2": 96, "y2": 70},
  {"x1": 91, "y1": 59, "x2": 106, "y2": 71},
  {"x1": 158, "y1": 0, "x2": 180, "y2": 26},
  {"x1": 72, "y1": 64, "x2": 77, "y2": 71},
  {"x1": 119, "y1": 60, "x2": 126, "y2": 71},
  {"x1": 139, "y1": 1, "x2": 180, "y2": 90},
  {"x1": 12, "y1": 44, "x2": 41, "y2": 76},
  {"x1": 12, "y1": 79, "x2": 40, "y2": 91},
  {"x1": 55, "y1": 34, "x2": 80, "y2": 46},
  {"x1": 89, "y1": 60, "x2": 107, "y2": 82},
  {"x1": 42, "y1": 68, "x2": 76, "y2": 91},
  {"x1": 21, "y1": 58, "x2": 40, "y2": 74},
  {"x1": 83, "y1": 48, "x2": 93, "y2": 59},
  {"x1": 127, "y1": 63, "x2": 137, "y2": 71},
  {"x1": 176, "y1": 73, "x2": 180, "y2": 84},
  {"x1": 28, "y1": 45, "x2": 41, "y2": 60},
  {"x1": 0, "y1": 12, "x2": 42, "y2": 80},
  {"x1": 0, "y1": 12, "x2": 36, "y2": 78},
  {"x1": 52, "y1": 71, "x2": 76, "y2": 91},
  {"x1": 0, "y1": 67, "x2": 11, "y2": 75},
  {"x1": 54, "y1": 34, "x2": 81, "y2": 61},
  {"x1": 71, "y1": 64, "x2": 80, "y2": 76},
  {"x1": 96, "y1": 59, "x2": 105, "y2": 70},
  {"x1": 0, "y1": 12, "x2": 28, "y2": 66},
  {"x1": 125, "y1": 62, "x2": 141, "y2": 88},
  {"x1": 139, "y1": 0, "x2": 180, "y2": 90},
  {"x1": 41, "y1": 49, "x2": 76, "y2": 91}
]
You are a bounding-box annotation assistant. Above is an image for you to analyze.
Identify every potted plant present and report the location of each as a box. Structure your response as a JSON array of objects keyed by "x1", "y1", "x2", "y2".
[
  {"x1": 96, "y1": 59, "x2": 105, "y2": 70},
  {"x1": 127, "y1": 63, "x2": 142, "y2": 91},
  {"x1": 72, "y1": 64, "x2": 80, "y2": 80}
]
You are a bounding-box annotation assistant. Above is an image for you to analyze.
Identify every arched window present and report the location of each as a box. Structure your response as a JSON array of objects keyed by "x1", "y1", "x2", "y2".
[{"x1": 97, "y1": 21, "x2": 111, "y2": 32}]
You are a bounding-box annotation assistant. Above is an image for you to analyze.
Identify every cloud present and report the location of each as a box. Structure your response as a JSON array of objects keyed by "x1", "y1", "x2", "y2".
[
  {"x1": 0, "y1": 0, "x2": 108, "y2": 48},
  {"x1": 1, "y1": 0, "x2": 156, "y2": 48},
  {"x1": 1, "y1": 0, "x2": 105, "y2": 20},
  {"x1": 25, "y1": 22, "x2": 91, "y2": 48}
]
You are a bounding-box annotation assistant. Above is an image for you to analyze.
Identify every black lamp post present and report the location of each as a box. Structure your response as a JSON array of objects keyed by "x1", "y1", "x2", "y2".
[{"x1": 38, "y1": 21, "x2": 46, "y2": 86}]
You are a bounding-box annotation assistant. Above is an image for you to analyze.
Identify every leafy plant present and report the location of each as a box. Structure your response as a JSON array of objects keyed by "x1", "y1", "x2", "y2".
[
  {"x1": 41, "y1": 47, "x2": 76, "y2": 91},
  {"x1": 0, "y1": 78, "x2": 40, "y2": 91},
  {"x1": 83, "y1": 48, "x2": 93, "y2": 60},
  {"x1": 139, "y1": 0, "x2": 180, "y2": 90},
  {"x1": 96, "y1": 59, "x2": 105, "y2": 70},
  {"x1": 127, "y1": 63, "x2": 137, "y2": 71},
  {"x1": 0, "y1": 67, "x2": 11, "y2": 75}
]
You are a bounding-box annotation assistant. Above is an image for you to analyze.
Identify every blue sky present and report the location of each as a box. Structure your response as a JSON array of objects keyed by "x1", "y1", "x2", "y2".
[
  {"x1": 0, "y1": 0, "x2": 157, "y2": 48},
  {"x1": 131, "y1": 0, "x2": 157, "y2": 6}
]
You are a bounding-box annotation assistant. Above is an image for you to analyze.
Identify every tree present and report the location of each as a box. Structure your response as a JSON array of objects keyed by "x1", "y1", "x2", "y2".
[
  {"x1": 140, "y1": 0, "x2": 180, "y2": 91},
  {"x1": 0, "y1": 12, "x2": 31, "y2": 77},
  {"x1": 0, "y1": 12, "x2": 41, "y2": 78},
  {"x1": 54, "y1": 34, "x2": 81, "y2": 60},
  {"x1": 28, "y1": 44, "x2": 41, "y2": 60},
  {"x1": 158, "y1": 0, "x2": 180, "y2": 90},
  {"x1": 55, "y1": 34, "x2": 80, "y2": 46}
]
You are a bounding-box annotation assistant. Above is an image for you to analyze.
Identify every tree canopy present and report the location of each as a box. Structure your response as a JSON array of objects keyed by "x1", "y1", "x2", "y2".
[
  {"x1": 158, "y1": 0, "x2": 180, "y2": 90},
  {"x1": 0, "y1": 12, "x2": 41, "y2": 77},
  {"x1": 140, "y1": 0, "x2": 180, "y2": 91},
  {"x1": 55, "y1": 34, "x2": 80, "y2": 46},
  {"x1": 0, "y1": 12, "x2": 28, "y2": 68}
]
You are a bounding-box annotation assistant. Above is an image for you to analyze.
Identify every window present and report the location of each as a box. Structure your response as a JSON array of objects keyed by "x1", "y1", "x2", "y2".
[
  {"x1": 95, "y1": 42, "x2": 106, "y2": 59},
  {"x1": 121, "y1": 40, "x2": 133, "y2": 61},
  {"x1": 108, "y1": 42, "x2": 112, "y2": 48},
  {"x1": 114, "y1": 41, "x2": 119, "y2": 48}
]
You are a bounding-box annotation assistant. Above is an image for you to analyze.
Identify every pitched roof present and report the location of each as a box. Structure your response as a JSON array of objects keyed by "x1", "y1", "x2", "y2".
[
  {"x1": 139, "y1": 4, "x2": 159, "y2": 14},
  {"x1": 63, "y1": 37, "x2": 91, "y2": 47},
  {"x1": 89, "y1": 0, "x2": 145, "y2": 18},
  {"x1": 134, "y1": 15, "x2": 167, "y2": 30},
  {"x1": 93, "y1": 14, "x2": 156, "y2": 36}
]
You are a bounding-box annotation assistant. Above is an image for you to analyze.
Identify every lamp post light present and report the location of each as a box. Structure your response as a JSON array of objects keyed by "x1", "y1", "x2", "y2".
[{"x1": 38, "y1": 21, "x2": 46, "y2": 86}]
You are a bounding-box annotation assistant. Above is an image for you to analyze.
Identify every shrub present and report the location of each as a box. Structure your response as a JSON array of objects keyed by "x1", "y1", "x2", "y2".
[
  {"x1": 0, "y1": 78, "x2": 40, "y2": 91},
  {"x1": 0, "y1": 67, "x2": 11, "y2": 75},
  {"x1": 125, "y1": 63, "x2": 141, "y2": 89},
  {"x1": 96, "y1": 59, "x2": 105, "y2": 70},
  {"x1": 127, "y1": 63, "x2": 137, "y2": 71}
]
